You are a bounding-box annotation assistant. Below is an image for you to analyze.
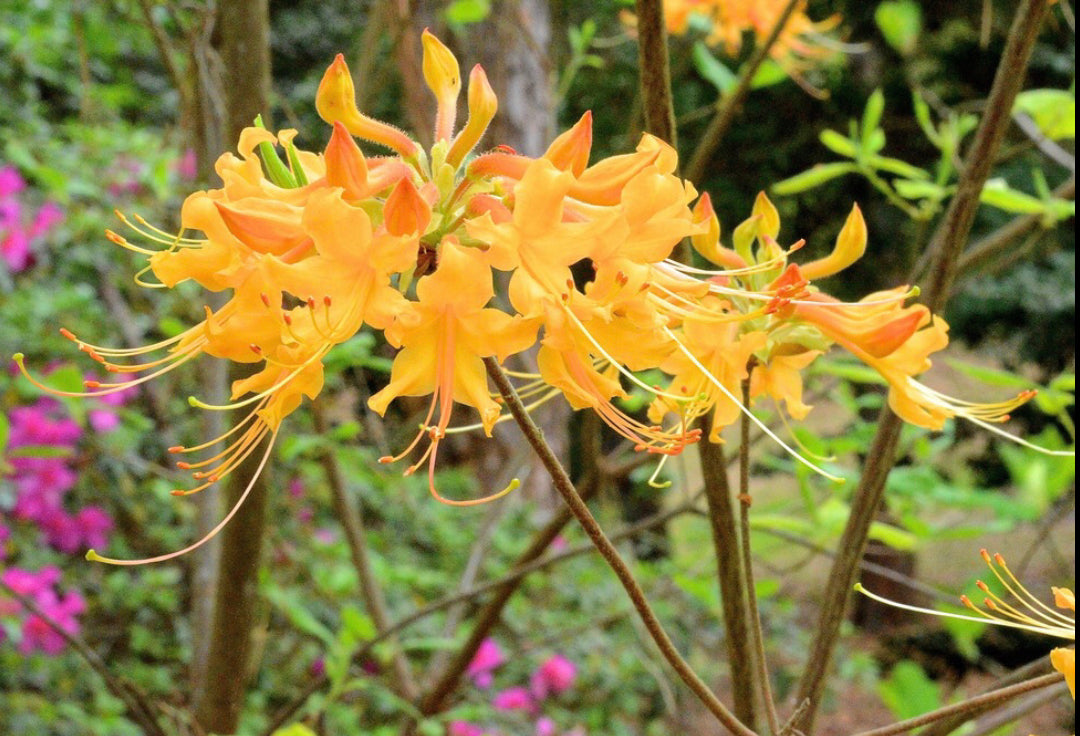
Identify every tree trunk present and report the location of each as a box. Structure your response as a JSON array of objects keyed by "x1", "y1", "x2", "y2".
[{"x1": 191, "y1": 1, "x2": 273, "y2": 733}]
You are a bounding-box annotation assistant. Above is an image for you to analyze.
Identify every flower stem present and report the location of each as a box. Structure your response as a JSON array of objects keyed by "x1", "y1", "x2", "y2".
[
  {"x1": 699, "y1": 431, "x2": 759, "y2": 728},
  {"x1": 739, "y1": 379, "x2": 782, "y2": 735},
  {"x1": 485, "y1": 357, "x2": 759, "y2": 736},
  {"x1": 851, "y1": 673, "x2": 1064, "y2": 736}
]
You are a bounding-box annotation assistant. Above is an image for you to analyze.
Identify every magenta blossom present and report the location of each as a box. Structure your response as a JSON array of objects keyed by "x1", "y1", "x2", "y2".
[
  {"x1": 530, "y1": 654, "x2": 577, "y2": 699},
  {"x1": 535, "y1": 717, "x2": 557, "y2": 736},
  {"x1": 448, "y1": 723, "x2": 490, "y2": 736},
  {"x1": 492, "y1": 686, "x2": 536, "y2": 714},
  {"x1": 0, "y1": 566, "x2": 84, "y2": 655},
  {"x1": 0, "y1": 166, "x2": 63, "y2": 272},
  {"x1": 466, "y1": 637, "x2": 505, "y2": 689}
]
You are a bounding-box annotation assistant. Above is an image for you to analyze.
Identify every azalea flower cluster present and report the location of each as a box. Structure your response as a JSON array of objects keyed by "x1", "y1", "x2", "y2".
[
  {"x1": 0, "y1": 566, "x2": 85, "y2": 656},
  {"x1": 1, "y1": 165, "x2": 64, "y2": 273},
  {"x1": 17, "y1": 32, "x2": 1043, "y2": 564},
  {"x1": 3, "y1": 396, "x2": 117, "y2": 553},
  {"x1": 661, "y1": 0, "x2": 841, "y2": 81},
  {"x1": 456, "y1": 639, "x2": 585, "y2": 736}
]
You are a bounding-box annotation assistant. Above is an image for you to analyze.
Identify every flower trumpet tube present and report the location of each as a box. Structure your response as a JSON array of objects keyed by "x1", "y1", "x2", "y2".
[{"x1": 18, "y1": 33, "x2": 1071, "y2": 564}]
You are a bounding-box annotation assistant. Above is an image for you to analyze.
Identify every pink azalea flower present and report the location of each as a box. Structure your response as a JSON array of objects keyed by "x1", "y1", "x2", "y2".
[
  {"x1": 535, "y1": 717, "x2": 557, "y2": 736},
  {"x1": 175, "y1": 148, "x2": 198, "y2": 181},
  {"x1": 530, "y1": 655, "x2": 577, "y2": 699},
  {"x1": 492, "y1": 686, "x2": 536, "y2": 713},
  {"x1": 466, "y1": 637, "x2": 505, "y2": 689},
  {"x1": 88, "y1": 408, "x2": 120, "y2": 433},
  {"x1": 0, "y1": 165, "x2": 25, "y2": 197},
  {"x1": 448, "y1": 723, "x2": 488, "y2": 736},
  {"x1": 29, "y1": 201, "x2": 63, "y2": 237},
  {"x1": 74, "y1": 506, "x2": 113, "y2": 550}
]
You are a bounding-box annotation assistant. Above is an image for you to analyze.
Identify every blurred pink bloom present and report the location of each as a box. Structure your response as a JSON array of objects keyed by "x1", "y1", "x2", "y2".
[
  {"x1": 535, "y1": 717, "x2": 557, "y2": 736},
  {"x1": 466, "y1": 637, "x2": 505, "y2": 689},
  {"x1": 88, "y1": 409, "x2": 120, "y2": 433},
  {"x1": 492, "y1": 686, "x2": 536, "y2": 713},
  {"x1": 530, "y1": 654, "x2": 577, "y2": 699},
  {"x1": 313, "y1": 527, "x2": 336, "y2": 544},
  {"x1": 0, "y1": 566, "x2": 84, "y2": 655},
  {"x1": 2, "y1": 228, "x2": 31, "y2": 271},
  {"x1": 176, "y1": 148, "x2": 198, "y2": 181},
  {"x1": 0, "y1": 167, "x2": 63, "y2": 272},
  {"x1": 448, "y1": 723, "x2": 488, "y2": 736},
  {"x1": 0, "y1": 165, "x2": 25, "y2": 197},
  {"x1": 74, "y1": 506, "x2": 113, "y2": 549},
  {"x1": 550, "y1": 535, "x2": 568, "y2": 552},
  {"x1": 287, "y1": 477, "x2": 305, "y2": 499},
  {"x1": 30, "y1": 201, "x2": 63, "y2": 237},
  {"x1": 310, "y1": 656, "x2": 326, "y2": 678}
]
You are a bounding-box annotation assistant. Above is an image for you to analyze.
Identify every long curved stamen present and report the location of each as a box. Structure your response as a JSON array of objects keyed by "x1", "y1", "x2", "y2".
[
  {"x1": 59, "y1": 325, "x2": 196, "y2": 357},
  {"x1": 560, "y1": 307, "x2": 692, "y2": 403},
  {"x1": 661, "y1": 327, "x2": 844, "y2": 482},
  {"x1": 122, "y1": 212, "x2": 202, "y2": 245},
  {"x1": 14, "y1": 350, "x2": 202, "y2": 399},
  {"x1": 86, "y1": 430, "x2": 277, "y2": 566},
  {"x1": 189, "y1": 345, "x2": 330, "y2": 411},
  {"x1": 446, "y1": 388, "x2": 563, "y2": 434},
  {"x1": 647, "y1": 455, "x2": 672, "y2": 488},
  {"x1": 169, "y1": 399, "x2": 268, "y2": 454},
  {"x1": 855, "y1": 583, "x2": 1074, "y2": 639},
  {"x1": 983, "y1": 550, "x2": 1077, "y2": 626}
]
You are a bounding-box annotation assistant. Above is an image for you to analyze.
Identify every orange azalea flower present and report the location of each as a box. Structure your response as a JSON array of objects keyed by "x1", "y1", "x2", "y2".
[
  {"x1": 18, "y1": 32, "x2": 1070, "y2": 565},
  {"x1": 660, "y1": 0, "x2": 842, "y2": 84}
]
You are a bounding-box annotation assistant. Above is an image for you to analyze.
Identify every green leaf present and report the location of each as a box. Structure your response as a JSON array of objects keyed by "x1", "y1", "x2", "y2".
[
  {"x1": 979, "y1": 179, "x2": 1046, "y2": 214},
  {"x1": 875, "y1": 0, "x2": 922, "y2": 56},
  {"x1": 819, "y1": 129, "x2": 857, "y2": 158},
  {"x1": 868, "y1": 521, "x2": 918, "y2": 551},
  {"x1": 867, "y1": 155, "x2": 929, "y2": 180},
  {"x1": 894, "y1": 178, "x2": 947, "y2": 201},
  {"x1": 748, "y1": 59, "x2": 787, "y2": 89},
  {"x1": 1013, "y1": 89, "x2": 1075, "y2": 140},
  {"x1": 943, "y1": 359, "x2": 1037, "y2": 391},
  {"x1": 341, "y1": 605, "x2": 377, "y2": 641},
  {"x1": 877, "y1": 661, "x2": 941, "y2": 721},
  {"x1": 262, "y1": 583, "x2": 335, "y2": 646},
  {"x1": 272, "y1": 725, "x2": 319, "y2": 736},
  {"x1": 862, "y1": 89, "x2": 885, "y2": 145},
  {"x1": 692, "y1": 41, "x2": 736, "y2": 94},
  {"x1": 444, "y1": 0, "x2": 491, "y2": 25},
  {"x1": 772, "y1": 163, "x2": 858, "y2": 195}
]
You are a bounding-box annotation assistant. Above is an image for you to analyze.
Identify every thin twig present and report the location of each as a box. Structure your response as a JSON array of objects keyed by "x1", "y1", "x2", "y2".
[
  {"x1": 739, "y1": 379, "x2": 781, "y2": 735},
  {"x1": 485, "y1": 357, "x2": 758, "y2": 736},
  {"x1": 790, "y1": 3, "x2": 1051, "y2": 731},
  {"x1": 685, "y1": 0, "x2": 801, "y2": 184},
  {"x1": 851, "y1": 674, "x2": 1063, "y2": 736},
  {"x1": 312, "y1": 401, "x2": 419, "y2": 701},
  {"x1": 0, "y1": 579, "x2": 168, "y2": 736},
  {"x1": 700, "y1": 431, "x2": 759, "y2": 727},
  {"x1": 918, "y1": 656, "x2": 1054, "y2": 736}
]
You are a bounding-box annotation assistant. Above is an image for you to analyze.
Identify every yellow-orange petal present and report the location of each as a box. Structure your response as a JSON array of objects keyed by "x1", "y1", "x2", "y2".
[
  {"x1": 544, "y1": 111, "x2": 593, "y2": 177},
  {"x1": 800, "y1": 204, "x2": 867, "y2": 280},
  {"x1": 1051, "y1": 647, "x2": 1075, "y2": 699}
]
